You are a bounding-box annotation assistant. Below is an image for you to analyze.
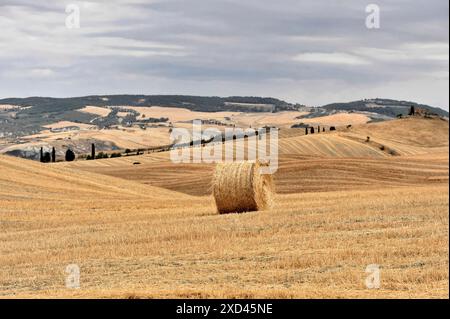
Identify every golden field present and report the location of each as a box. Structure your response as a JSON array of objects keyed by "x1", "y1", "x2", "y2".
[{"x1": 0, "y1": 117, "x2": 448, "y2": 298}]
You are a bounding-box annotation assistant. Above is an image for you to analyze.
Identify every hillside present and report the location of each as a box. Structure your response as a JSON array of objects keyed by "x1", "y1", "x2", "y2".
[
  {"x1": 342, "y1": 117, "x2": 449, "y2": 155},
  {"x1": 59, "y1": 117, "x2": 449, "y2": 196},
  {"x1": 0, "y1": 151, "x2": 448, "y2": 298},
  {"x1": 321, "y1": 98, "x2": 449, "y2": 118},
  {"x1": 0, "y1": 95, "x2": 293, "y2": 112},
  {"x1": 0, "y1": 155, "x2": 191, "y2": 203},
  {"x1": 1, "y1": 112, "x2": 449, "y2": 299},
  {"x1": 0, "y1": 95, "x2": 447, "y2": 141},
  {"x1": 1, "y1": 96, "x2": 448, "y2": 165},
  {"x1": 0, "y1": 95, "x2": 292, "y2": 140}
]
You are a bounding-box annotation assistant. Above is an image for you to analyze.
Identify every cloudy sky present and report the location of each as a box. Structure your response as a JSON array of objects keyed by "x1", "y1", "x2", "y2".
[{"x1": 0, "y1": 0, "x2": 448, "y2": 109}]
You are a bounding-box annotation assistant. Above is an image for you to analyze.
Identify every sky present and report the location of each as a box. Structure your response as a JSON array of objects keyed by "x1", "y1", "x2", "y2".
[{"x1": 0, "y1": 0, "x2": 448, "y2": 109}]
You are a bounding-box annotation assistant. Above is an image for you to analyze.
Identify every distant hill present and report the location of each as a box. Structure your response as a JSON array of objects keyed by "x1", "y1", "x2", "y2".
[
  {"x1": 0, "y1": 95, "x2": 294, "y2": 113},
  {"x1": 1, "y1": 95, "x2": 448, "y2": 138},
  {"x1": 2, "y1": 95, "x2": 447, "y2": 116},
  {"x1": 321, "y1": 98, "x2": 449, "y2": 118},
  {"x1": 0, "y1": 95, "x2": 295, "y2": 137}
]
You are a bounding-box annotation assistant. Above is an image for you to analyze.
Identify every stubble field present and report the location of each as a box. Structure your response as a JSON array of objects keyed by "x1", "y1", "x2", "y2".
[{"x1": 0, "y1": 117, "x2": 448, "y2": 298}]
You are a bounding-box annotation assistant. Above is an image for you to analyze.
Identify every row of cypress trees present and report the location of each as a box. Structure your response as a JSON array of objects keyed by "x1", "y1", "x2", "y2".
[
  {"x1": 40, "y1": 144, "x2": 95, "y2": 163},
  {"x1": 39, "y1": 147, "x2": 56, "y2": 163},
  {"x1": 304, "y1": 126, "x2": 334, "y2": 135}
]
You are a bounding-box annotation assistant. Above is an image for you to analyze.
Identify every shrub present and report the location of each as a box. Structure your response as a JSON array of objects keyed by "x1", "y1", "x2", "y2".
[
  {"x1": 389, "y1": 149, "x2": 398, "y2": 156},
  {"x1": 65, "y1": 149, "x2": 75, "y2": 162},
  {"x1": 96, "y1": 152, "x2": 109, "y2": 159}
]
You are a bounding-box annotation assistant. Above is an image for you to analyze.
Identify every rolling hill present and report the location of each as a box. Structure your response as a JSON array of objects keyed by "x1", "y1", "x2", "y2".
[
  {"x1": 59, "y1": 117, "x2": 449, "y2": 196},
  {"x1": 321, "y1": 98, "x2": 449, "y2": 118},
  {"x1": 0, "y1": 156, "x2": 448, "y2": 298},
  {"x1": 0, "y1": 112, "x2": 448, "y2": 299},
  {"x1": 0, "y1": 95, "x2": 292, "y2": 115},
  {"x1": 0, "y1": 95, "x2": 447, "y2": 141}
]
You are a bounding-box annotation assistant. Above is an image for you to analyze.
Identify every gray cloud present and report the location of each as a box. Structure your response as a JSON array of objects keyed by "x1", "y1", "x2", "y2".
[{"x1": 0, "y1": 0, "x2": 448, "y2": 109}]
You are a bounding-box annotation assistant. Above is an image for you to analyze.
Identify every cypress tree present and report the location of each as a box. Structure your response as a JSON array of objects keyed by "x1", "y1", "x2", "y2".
[
  {"x1": 51, "y1": 147, "x2": 56, "y2": 162},
  {"x1": 91, "y1": 143, "x2": 95, "y2": 160},
  {"x1": 40, "y1": 147, "x2": 44, "y2": 163}
]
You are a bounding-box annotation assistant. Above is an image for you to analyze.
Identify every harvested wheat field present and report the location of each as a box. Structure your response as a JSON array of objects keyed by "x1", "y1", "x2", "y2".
[
  {"x1": 79, "y1": 105, "x2": 112, "y2": 117},
  {"x1": 18, "y1": 126, "x2": 172, "y2": 151},
  {"x1": 300, "y1": 113, "x2": 371, "y2": 126},
  {"x1": 115, "y1": 106, "x2": 237, "y2": 123},
  {"x1": 0, "y1": 117, "x2": 448, "y2": 298},
  {"x1": 42, "y1": 121, "x2": 95, "y2": 130}
]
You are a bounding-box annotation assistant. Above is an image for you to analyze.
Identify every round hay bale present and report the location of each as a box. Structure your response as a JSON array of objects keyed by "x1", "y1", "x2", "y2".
[{"x1": 212, "y1": 161, "x2": 274, "y2": 214}]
